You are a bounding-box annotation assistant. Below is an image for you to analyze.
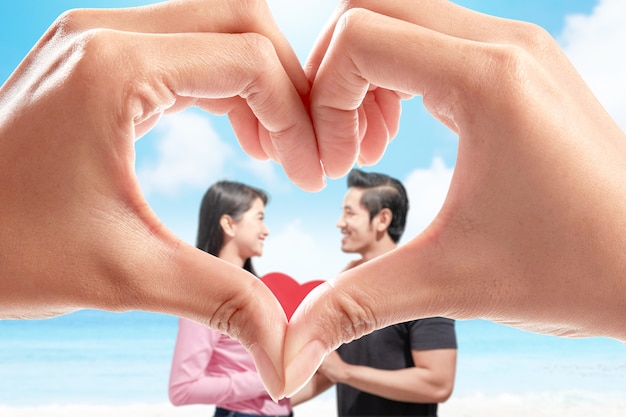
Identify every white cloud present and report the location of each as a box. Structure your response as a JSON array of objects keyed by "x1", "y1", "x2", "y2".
[
  {"x1": 559, "y1": 0, "x2": 626, "y2": 131},
  {"x1": 402, "y1": 157, "x2": 454, "y2": 242},
  {"x1": 137, "y1": 112, "x2": 234, "y2": 196},
  {"x1": 238, "y1": 158, "x2": 288, "y2": 191},
  {"x1": 255, "y1": 218, "x2": 353, "y2": 282}
]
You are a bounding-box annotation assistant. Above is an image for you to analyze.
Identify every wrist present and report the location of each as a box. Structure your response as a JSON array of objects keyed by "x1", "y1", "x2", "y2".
[{"x1": 336, "y1": 363, "x2": 356, "y2": 385}]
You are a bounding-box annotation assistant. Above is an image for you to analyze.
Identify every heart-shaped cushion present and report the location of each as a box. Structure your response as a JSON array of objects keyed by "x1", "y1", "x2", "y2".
[{"x1": 260, "y1": 272, "x2": 324, "y2": 321}]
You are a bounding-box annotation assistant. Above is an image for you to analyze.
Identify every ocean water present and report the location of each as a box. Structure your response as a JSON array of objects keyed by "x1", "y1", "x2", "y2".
[
  {"x1": 0, "y1": 311, "x2": 178, "y2": 406},
  {"x1": 1, "y1": 310, "x2": 625, "y2": 413}
]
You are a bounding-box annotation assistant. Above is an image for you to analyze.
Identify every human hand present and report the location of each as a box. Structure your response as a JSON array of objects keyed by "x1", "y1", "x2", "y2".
[
  {"x1": 283, "y1": 0, "x2": 626, "y2": 397},
  {"x1": 0, "y1": 0, "x2": 326, "y2": 398},
  {"x1": 4, "y1": 0, "x2": 626, "y2": 402},
  {"x1": 317, "y1": 350, "x2": 347, "y2": 384}
]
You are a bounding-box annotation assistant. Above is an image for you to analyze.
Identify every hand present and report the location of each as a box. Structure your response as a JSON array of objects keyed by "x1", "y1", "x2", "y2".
[
  {"x1": 0, "y1": 0, "x2": 324, "y2": 398},
  {"x1": 283, "y1": 0, "x2": 626, "y2": 397},
  {"x1": 317, "y1": 351, "x2": 347, "y2": 384},
  {"x1": 4, "y1": 0, "x2": 626, "y2": 403}
]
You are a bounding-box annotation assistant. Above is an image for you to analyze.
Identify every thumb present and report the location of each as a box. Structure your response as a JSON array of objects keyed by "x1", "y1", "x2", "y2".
[
  {"x1": 282, "y1": 234, "x2": 454, "y2": 398},
  {"x1": 97, "y1": 221, "x2": 289, "y2": 400},
  {"x1": 163, "y1": 242, "x2": 289, "y2": 400}
]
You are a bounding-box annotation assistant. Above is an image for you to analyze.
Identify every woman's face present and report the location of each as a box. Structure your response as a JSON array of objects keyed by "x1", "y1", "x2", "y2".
[{"x1": 231, "y1": 197, "x2": 269, "y2": 259}]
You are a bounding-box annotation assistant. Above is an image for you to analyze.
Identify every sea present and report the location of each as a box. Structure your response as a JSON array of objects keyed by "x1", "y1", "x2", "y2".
[{"x1": 1, "y1": 310, "x2": 624, "y2": 416}]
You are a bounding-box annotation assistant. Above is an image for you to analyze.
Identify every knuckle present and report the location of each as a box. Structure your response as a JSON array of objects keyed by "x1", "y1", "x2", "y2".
[
  {"x1": 209, "y1": 300, "x2": 244, "y2": 341},
  {"x1": 206, "y1": 282, "x2": 258, "y2": 347},
  {"x1": 49, "y1": 8, "x2": 92, "y2": 38},
  {"x1": 239, "y1": 32, "x2": 276, "y2": 65},
  {"x1": 236, "y1": 33, "x2": 281, "y2": 96},
  {"x1": 340, "y1": 0, "x2": 370, "y2": 15},
  {"x1": 231, "y1": 0, "x2": 268, "y2": 29},
  {"x1": 331, "y1": 9, "x2": 379, "y2": 72},
  {"x1": 335, "y1": 7, "x2": 372, "y2": 44},
  {"x1": 327, "y1": 284, "x2": 379, "y2": 347},
  {"x1": 481, "y1": 44, "x2": 535, "y2": 98},
  {"x1": 27, "y1": 27, "x2": 119, "y2": 105},
  {"x1": 507, "y1": 20, "x2": 559, "y2": 57},
  {"x1": 61, "y1": 29, "x2": 117, "y2": 85},
  {"x1": 63, "y1": 30, "x2": 170, "y2": 123}
]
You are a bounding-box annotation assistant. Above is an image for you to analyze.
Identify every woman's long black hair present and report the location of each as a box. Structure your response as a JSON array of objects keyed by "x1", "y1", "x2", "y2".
[{"x1": 196, "y1": 180, "x2": 268, "y2": 276}]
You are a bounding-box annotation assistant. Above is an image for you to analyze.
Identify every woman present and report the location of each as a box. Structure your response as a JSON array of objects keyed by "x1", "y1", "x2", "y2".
[{"x1": 169, "y1": 180, "x2": 291, "y2": 417}]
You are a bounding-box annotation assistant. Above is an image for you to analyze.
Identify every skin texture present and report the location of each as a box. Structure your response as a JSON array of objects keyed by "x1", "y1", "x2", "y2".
[
  {"x1": 0, "y1": 0, "x2": 320, "y2": 399},
  {"x1": 283, "y1": 0, "x2": 626, "y2": 398},
  {"x1": 1, "y1": 0, "x2": 625, "y2": 402}
]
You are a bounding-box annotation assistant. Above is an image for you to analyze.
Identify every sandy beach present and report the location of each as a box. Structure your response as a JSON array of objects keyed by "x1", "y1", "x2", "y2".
[
  {"x1": 2, "y1": 393, "x2": 626, "y2": 417},
  {"x1": 2, "y1": 313, "x2": 624, "y2": 416}
]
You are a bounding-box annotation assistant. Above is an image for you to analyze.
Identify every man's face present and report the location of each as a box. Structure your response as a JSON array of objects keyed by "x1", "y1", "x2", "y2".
[{"x1": 337, "y1": 188, "x2": 376, "y2": 254}]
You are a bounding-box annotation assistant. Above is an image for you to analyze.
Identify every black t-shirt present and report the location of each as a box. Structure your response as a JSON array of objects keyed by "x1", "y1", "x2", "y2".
[{"x1": 336, "y1": 317, "x2": 457, "y2": 417}]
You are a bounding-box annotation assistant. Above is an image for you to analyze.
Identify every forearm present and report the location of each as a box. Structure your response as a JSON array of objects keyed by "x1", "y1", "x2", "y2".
[
  {"x1": 338, "y1": 365, "x2": 452, "y2": 403},
  {"x1": 169, "y1": 370, "x2": 268, "y2": 406},
  {"x1": 290, "y1": 372, "x2": 334, "y2": 406}
]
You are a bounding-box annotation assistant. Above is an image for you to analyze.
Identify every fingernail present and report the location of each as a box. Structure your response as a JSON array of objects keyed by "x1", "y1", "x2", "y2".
[
  {"x1": 284, "y1": 340, "x2": 327, "y2": 398},
  {"x1": 249, "y1": 344, "x2": 283, "y2": 401}
]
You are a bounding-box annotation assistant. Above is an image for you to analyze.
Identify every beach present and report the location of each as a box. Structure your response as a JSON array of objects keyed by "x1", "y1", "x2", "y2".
[
  {"x1": 1, "y1": 311, "x2": 624, "y2": 416},
  {"x1": 1, "y1": 393, "x2": 626, "y2": 417}
]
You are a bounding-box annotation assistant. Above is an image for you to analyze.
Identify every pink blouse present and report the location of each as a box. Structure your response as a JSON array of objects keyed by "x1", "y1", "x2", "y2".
[{"x1": 169, "y1": 318, "x2": 291, "y2": 415}]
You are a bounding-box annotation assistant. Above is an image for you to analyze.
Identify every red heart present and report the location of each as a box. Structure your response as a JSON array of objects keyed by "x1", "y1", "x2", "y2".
[{"x1": 260, "y1": 272, "x2": 324, "y2": 321}]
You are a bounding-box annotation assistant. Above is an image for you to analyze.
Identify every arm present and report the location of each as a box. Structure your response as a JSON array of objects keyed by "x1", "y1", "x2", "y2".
[
  {"x1": 319, "y1": 349, "x2": 456, "y2": 403},
  {"x1": 169, "y1": 318, "x2": 268, "y2": 406},
  {"x1": 289, "y1": 371, "x2": 334, "y2": 406}
]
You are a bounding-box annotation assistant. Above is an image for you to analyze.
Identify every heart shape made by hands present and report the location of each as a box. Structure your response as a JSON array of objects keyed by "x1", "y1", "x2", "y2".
[{"x1": 260, "y1": 272, "x2": 324, "y2": 321}]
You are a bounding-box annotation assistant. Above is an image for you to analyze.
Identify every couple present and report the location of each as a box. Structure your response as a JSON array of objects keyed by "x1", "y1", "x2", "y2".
[{"x1": 168, "y1": 170, "x2": 458, "y2": 417}]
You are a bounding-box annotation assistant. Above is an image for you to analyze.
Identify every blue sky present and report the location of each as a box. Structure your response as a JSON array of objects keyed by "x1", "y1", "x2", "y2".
[{"x1": 2, "y1": 0, "x2": 624, "y2": 283}]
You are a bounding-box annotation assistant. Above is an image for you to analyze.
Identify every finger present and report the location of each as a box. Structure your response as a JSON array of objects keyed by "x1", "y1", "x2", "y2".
[
  {"x1": 309, "y1": 9, "x2": 471, "y2": 178},
  {"x1": 223, "y1": 98, "x2": 273, "y2": 161},
  {"x1": 54, "y1": 1, "x2": 324, "y2": 191},
  {"x1": 54, "y1": 0, "x2": 310, "y2": 98},
  {"x1": 148, "y1": 30, "x2": 324, "y2": 190},
  {"x1": 74, "y1": 207, "x2": 289, "y2": 399},
  {"x1": 311, "y1": 0, "x2": 598, "y2": 107},
  {"x1": 194, "y1": 97, "x2": 274, "y2": 162},
  {"x1": 138, "y1": 231, "x2": 290, "y2": 401},
  {"x1": 356, "y1": 90, "x2": 393, "y2": 167},
  {"x1": 306, "y1": 0, "x2": 533, "y2": 79}
]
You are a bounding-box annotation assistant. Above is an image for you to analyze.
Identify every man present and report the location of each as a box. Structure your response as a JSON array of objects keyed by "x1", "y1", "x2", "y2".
[{"x1": 292, "y1": 169, "x2": 458, "y2": 416}]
